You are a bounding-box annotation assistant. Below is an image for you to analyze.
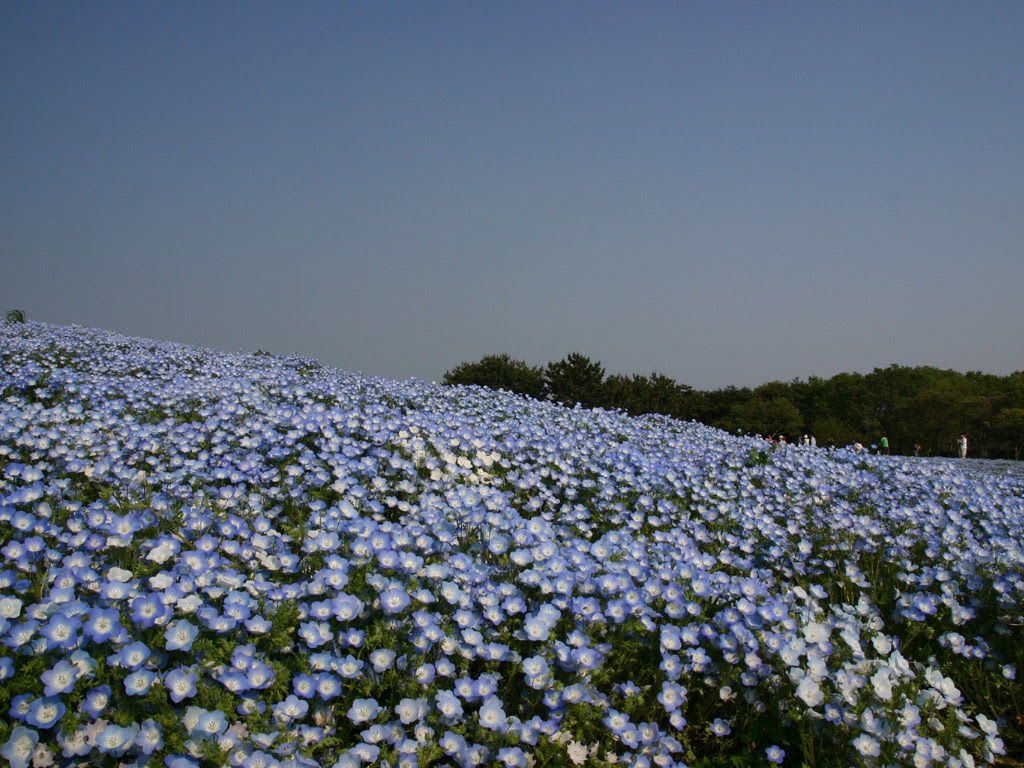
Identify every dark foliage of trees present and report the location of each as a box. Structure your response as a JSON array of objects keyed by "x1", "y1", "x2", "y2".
[
  {"x1": 443, "y1": 355, "x2": 1024, "y2": 460},
  {"x1": 442, "y1": 354, "x2": 545, "y2": 400}
]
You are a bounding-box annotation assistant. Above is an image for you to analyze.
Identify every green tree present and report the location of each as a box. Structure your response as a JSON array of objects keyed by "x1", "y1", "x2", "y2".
[
  {"x1": 697, "y1": 386, "x2": 752, "y2": 427},
  {"x1": 726, "y1": 395, "x2": 803, "y2": 440},
  {"x1": 603, "y1": 372, "x2": 695, "y2": 419},
  {"x1": 991, "y1": 408, "x2": 1024, "y2": 460},
  {"x1": 544, "y1": 353, "x2": 606, "y2": 409},
  {"x1": 442, "y1": 354, "x2": 545, "y2": 399}
]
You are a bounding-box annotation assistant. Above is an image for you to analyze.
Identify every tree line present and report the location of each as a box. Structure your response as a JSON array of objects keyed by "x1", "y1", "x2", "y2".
[{"x1": 443, "y1": 353, "x2": 1024, "y2": 460}]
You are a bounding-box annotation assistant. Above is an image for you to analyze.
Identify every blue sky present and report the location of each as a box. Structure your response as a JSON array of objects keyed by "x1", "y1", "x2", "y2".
[{"x1": 2, "y1": 2, "x2": 1022, "y2": 390}]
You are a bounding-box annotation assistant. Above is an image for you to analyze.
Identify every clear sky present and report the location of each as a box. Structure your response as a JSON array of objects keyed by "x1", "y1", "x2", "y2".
[{"x1": 2, "y1": 2, "x2": 1022, "y2": 390}]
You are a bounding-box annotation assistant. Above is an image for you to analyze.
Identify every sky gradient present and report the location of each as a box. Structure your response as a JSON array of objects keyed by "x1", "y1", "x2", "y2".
[{"x1": 2, "y1": 2, "x2": 1022, "y2": 390}]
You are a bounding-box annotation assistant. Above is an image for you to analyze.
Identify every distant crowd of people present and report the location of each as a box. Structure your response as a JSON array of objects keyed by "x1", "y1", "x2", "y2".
[{"x1": 762, "y1": 433, "x2": 970, "y2": 458}]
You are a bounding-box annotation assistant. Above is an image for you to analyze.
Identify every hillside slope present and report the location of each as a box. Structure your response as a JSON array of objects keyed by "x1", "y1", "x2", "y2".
[{"x1": 1, "y1": 321, "x2": 1022, "y2": 767}]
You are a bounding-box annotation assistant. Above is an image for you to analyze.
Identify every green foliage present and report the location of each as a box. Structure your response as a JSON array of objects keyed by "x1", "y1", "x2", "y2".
[
  {"x1": 443, "y1": 353, "x2": 1024, "y2": 457},
  {"x1": 726, "y1": 391, "x2": 803, "y2": 440},
  {"x1": 4, "y1": 308, "x2": 26, "y2": 324},
  {"x1": 604, "y1": 372, "x2": 696, "y2": 419},
  {"x1": 544, "y1": 352, "x2": 607, "y2": 408},
  {"x1": 442, "y1": 353, "x2": 546, "y2": 399}
]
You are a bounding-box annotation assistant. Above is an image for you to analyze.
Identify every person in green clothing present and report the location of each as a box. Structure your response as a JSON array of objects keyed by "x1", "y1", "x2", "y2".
[{"x1": 879, "y1": 436, "x2": 889, "y2": 455}]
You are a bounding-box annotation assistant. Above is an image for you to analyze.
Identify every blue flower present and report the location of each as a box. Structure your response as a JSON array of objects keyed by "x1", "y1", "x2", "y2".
[
  {"x1": 40, "y1": 612, "x2": 81, "y2": 650},
  {"x1": 194, "y1": 709, "x2": 228, "y2": 738},
  {"x1": 41, "y1": 659, "x2": 78, "y2": 696},
  {"x1": 136, "y1": 719, "x2": 164, "y2": 755},
  {"x1": 478, "y1": 695, "x2": 508, "y2": 732},
  {"x1": 498, "y1": 746, "x2": 528, "y2": 767},
  {"x1": 435, "y1": 689, "x2": 464, "y2": 720},
  {"x1": 125, "y1": 668, "x2": 157, "y2": 696},
  {"x1": 83, "y1": 606, "x2": 123, "y2": 643},
  {"x1": 119, "y1": 640, "x2": 152, "y2": 669},
  {"x1": 293, "y1": 673, "x2": 317, "y2": 699},
  {"x1": 164, "y1": 619, "x2": 199, "y2": 651},
  {"x1": 25, "y1": 696, "x2": 65, "y2": 729},
  {"x1": 347, "y1": 697, "x2": 379, "y2": 724},
  {"x1": 272, "y1": 694, "x2": 309, "y2": 723},
  {"x1": 370, "y1": 648, "x2": 397, "y2": 672},
  {"x1": 96, "y1": 723, "x2": 137, "y2": 755},
  {"x1": 710, "y1": 718, "x2": 731, "y2": 737},
  {"x1": 81, "y1": 684, "x2": 111, "y2": 716},
  {"x1": 298, "y1": 621, "x2": 332, "y2": 649},
  {"x1": 218, "y1": 668, "x2": 251, "y2": 694},
  {"x1": 1, "y1": 726, "x2": 38, "y2": 768},
  {"x1": 164, "y1": 667, "x2": 197, "y2": 703},
  {"x1": 315, "y1": 673, "x2": 342, "y2": 700},
  {"x1": 380, "y1": 586, "x2": 411, "y2": 615}
]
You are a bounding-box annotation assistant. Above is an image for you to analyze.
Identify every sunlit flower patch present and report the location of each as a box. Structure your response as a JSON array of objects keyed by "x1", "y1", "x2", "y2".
[{"x1": 1, "y1": 320, "x2": 1022, "y2": 767}]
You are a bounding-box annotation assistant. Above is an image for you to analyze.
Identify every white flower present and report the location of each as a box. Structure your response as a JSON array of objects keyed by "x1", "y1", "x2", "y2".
[
  {"x1": 796, "y1": 676, "x2": 824, "y2": 708},
  {"x1": 567, "y1": 741, "x2": 589, "y2": 765},
  {"x1": 804, "y1": 621, "x2": 831, "y2": 645},
  {"x1": 871, "y1": 668, "x2": 893, "y2": 701},
  {"x1": 976, "y1": 713, "x2": 998, "y2": 736},
  {"x1": 853, "y1": 734, "x2": 881, "y2": 757},
  {"x1": 107, "y1": 567, "x2": 133, "y2": 582}
]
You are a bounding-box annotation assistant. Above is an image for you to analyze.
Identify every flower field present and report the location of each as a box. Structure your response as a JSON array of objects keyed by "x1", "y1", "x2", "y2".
[{"x1": 1, "y1": 321, "x2": 1022, "y2": 768}]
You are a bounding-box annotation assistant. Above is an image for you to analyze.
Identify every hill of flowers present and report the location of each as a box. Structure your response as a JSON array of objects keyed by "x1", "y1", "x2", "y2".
[{"x1": 1, "y1": 320, "x2": 1022, "y2": 768}]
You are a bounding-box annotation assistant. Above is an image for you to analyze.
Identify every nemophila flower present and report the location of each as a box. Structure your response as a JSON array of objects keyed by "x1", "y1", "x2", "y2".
[
  {"x1": 436, "y1": 690, "x2": 464, "y2": 720},
  {"x1": 523, "y1": 613, "x2": 553, "y2": 641},
  {"x1": 25, "y1": 696, "x2": 65, "y2": 729},
  {"x1": 164, "y1": 753, "x2": 200, "y2": 768},
  {"x1": 272, "y1": 694, "x2": 309, "y2": 723},
  {"x1": 710, "y1": 718, "x2": 731, "y2": 737},
  {"x1": 218, "y1": 667, "x2": 249, "y2": 693},
  {"x1": 40, "y1": 612, "x2": 80, "y2": 650},
  {"x1": 40, "y1": 659, "x2": 78, "y2": 696},
  {"x1": 120, "y1": 640, "x2": 151, "y2": 669},
  {"x1": 478, "y1": 696, "x2": 508, "y2": 732},
  {"x1": 9, "y1": 693, "x2": 33, "y2": 721},
  {"x1": 165, "y1": 667, "x2": 198, "y2": 703},
  {"x1": 1, "y1": 726, "x2": 38, "y2": 768},
  {"x1": 298, "y1": 621, "x2": 332, "y2": 648},
  {"x1": 132, "y1": 593, "x2": 171, "y2": 627},
  {"x1": 498, "y1": 746, "x2": 529, "y2": 767},
  {"x1": 293, "y1": 673, "x2": 317, "y2": 699},
  {"x1": 58, "y1": 727, "x2": 91, "y2": 759},
  {"x1": 83, "y1": 606, "x2": 123, "y2": 643},
  {"x1": 195, "y1": 709, "x2": 228, "y2": 738},
  {"x1": 337, "y1": 655, "x2": 365, "y2": 679},
  {"x1": 796, "y1": 676, "x2": 824, "y2": 708},
  {"x1": 165, "y1": 618, "x2": 199, "y2": 651},
  {"x1": 125, "y1": 668, "x2": 157, "y2": 695},
  {"x1": 0, "y1": 596, "x2": 22, "y2": 618},
  {"x1": 658, "y1": 681, "x2": 687, "y2": 712},
  {"x1": 134, "y1": 719, "x2": 163, "y2": 755},
  {"x1": 765, "y1": 745, "x2": 785, "y2": 763},
  {"x1": 96, "y1": 723, "x2": 137, "y2": 755},
  {"x1": 240, "y1": 749, "x2": 279, "y2": 768},
  {"x1": 347, "y1": 698, "x2": 379, "y2": 724},
  {"x1": 244, "y1": 614, "x2": 273, "y2": 634},
  {"x1": 414, "y1": 662, "x2": 435, "y2": 685},
  {"x1": 852, "y1": 733, "x2": 881, "y2": 757},
  {"x1": 369, "y1": 648, "x2": 396, "y2": 672},
  {"x1": 315, "y1": 673, "x2": 342, "y2": 700},
  {"x1": 380, "y1": 585, "x2": 411, "y2": 615}
]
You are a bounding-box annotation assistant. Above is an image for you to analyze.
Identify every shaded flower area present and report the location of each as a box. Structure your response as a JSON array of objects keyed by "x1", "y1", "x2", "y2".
[{"x1": 1, "y1": 321, "x2": 1022, "y2": 768}]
